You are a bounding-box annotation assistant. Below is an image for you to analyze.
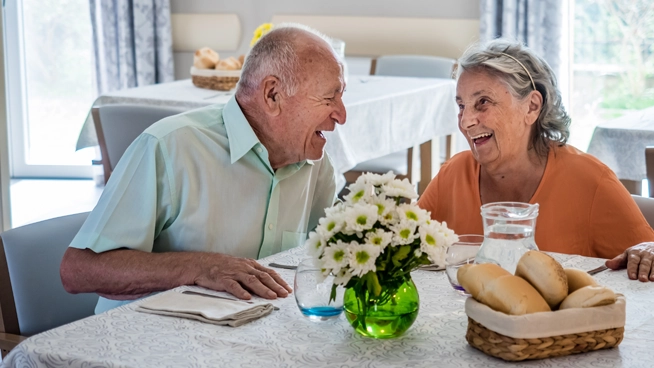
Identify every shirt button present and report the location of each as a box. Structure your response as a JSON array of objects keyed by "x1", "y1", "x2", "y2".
[
  {"x1": 268, "y1": 223, "x2": 274, "y2": 230},
  {"x1": 257, "y1": 147, "x2": 263, "y2": 153}
]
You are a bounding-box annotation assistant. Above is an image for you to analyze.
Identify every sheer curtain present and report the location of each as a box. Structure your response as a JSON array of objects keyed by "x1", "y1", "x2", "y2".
[
  {"x1": 479, "y1": 0, "x2": 564, "y2": 77},
  {"x1": 89, "y1": 0, "x2": 174, "y2": 94}
]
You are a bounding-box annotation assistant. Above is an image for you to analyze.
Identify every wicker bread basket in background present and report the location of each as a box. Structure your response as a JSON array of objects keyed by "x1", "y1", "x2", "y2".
[
  {"x1": 464, "y1": 295, "x2": 626, "y2": 361},
  {"x1": 190, "y1": 67, "x2": 240, "y2": 91}
]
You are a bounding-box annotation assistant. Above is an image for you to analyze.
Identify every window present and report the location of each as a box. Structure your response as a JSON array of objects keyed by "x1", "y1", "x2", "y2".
[
  {"x1": 4, "y1": 0, "x2": 97, "y2": 178},
  {"x1": 569, "y1": 0, "x2": 654, "y2": 151}
]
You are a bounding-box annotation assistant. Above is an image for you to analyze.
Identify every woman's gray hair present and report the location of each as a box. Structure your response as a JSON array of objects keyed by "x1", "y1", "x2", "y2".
[
  {"x1": 236, "y1": 23, "x2": 334, "y2": 98},
  {"x1": 457, "y1": 39, "x2": 571, "y2": 157}
]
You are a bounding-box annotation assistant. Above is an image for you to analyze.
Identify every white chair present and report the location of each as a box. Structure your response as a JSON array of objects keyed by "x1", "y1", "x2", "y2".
[
  {"x1": 346, "y1": 55, "x2": 457, "y2": 191},
  {"x1": 93, "y1": 104, "x2": 184, "y2": 183},
  {"x1": 0, "y1": 212, "x2": 96, "y2": 358},
  {"x1": 373, "y1": 55, "x2": 456, "y2": 79},
  {"x1": 646, "y1": 146, "x2": 654, "y2": 198}
]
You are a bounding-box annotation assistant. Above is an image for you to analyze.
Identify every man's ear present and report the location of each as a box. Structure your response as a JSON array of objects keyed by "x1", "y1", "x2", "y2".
[
  {"x1": 262, "y1": 76, "x2": 282, "y2": 117},
  {"x1": 525, "y1": 90, "x2": 543, "y2": 126}
]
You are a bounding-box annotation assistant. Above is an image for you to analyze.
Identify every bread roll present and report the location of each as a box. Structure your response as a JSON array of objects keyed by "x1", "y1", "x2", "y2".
[
  {"x1": 457, "y1": 263, "x2": 511, "y2": 300},
  {"x1": 559, "y1": 285, "x2": 617, "y2": 309},
  {"x1": 477, "y1": 275, "x2": 551, "y2": 315},
  {"x1": 193, "y1": 47, "x2": 219, "y2": 69},
  {"x1": 564, "y1": 268, "x2": 598, "y2": 294},
  {"x1": 215, "y1": 57, "x2": 241, "y2": 71},
  {"x1": 515, "y1": 250, "x2": 568, "y2": 309},
  {"x1": 238, "y1": 54, "x2": 245, "y2": 67}
]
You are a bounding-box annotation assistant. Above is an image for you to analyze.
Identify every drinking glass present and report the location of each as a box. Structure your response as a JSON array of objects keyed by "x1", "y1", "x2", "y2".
[
  {"x1": 294, "y1": 258, "x2": 344, "y2": 321},
  {"x1": 445, "y1": 234, "x2": 484, "y2": 295}
]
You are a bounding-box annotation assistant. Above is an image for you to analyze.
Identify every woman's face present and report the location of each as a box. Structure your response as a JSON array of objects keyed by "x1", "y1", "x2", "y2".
[{"x1": 456, "y1": 70, "x2": 538, "y2": 169}]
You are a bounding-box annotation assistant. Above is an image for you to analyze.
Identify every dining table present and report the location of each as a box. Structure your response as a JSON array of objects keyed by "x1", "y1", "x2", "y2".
[
  {"x1": 76, "y1": 75, "x2": 459, "y2": 190},
  {"x1": 587, "y1": 106, "x2": 654, "y2": 185},
  {"x1": 3, "y1": 245, "x2": 652, "y2": 368}
]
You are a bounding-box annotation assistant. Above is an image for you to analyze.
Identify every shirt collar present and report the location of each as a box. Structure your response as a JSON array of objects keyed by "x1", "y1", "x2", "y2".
[
  {"x1": 223, "y1": 96, "x2": 262, "y2": 165},
  {"x1": 222, "y1": 96, "x2": 316, "y2": 168}
]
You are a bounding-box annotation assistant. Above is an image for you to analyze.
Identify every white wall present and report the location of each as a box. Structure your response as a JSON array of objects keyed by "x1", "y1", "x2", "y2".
[{"x1": 170, "y1": 0, "x2": 480, "y2": 79}]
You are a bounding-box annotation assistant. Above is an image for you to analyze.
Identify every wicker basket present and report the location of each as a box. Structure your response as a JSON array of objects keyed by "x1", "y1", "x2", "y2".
[
  {"x1": 464, "y1": 295, "x2": 626, "y2": 361},
  {"x1": 190, "y1": 67, "x2": 240, "y2": 91},
  {"x1": 466, "y1": 318, "x2": 624, "y2": 361}
]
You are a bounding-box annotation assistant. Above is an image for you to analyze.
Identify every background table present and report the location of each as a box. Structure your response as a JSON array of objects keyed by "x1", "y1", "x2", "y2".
[
  {"x1": 76, "y1": 76, "x2": 459, "y2": 188},
  {"x1": 587, "y1": 106, "x2": 654, "y2": 190},
  {"x1": 4, "y1": 246, "x2": 652, "y2": 368}
]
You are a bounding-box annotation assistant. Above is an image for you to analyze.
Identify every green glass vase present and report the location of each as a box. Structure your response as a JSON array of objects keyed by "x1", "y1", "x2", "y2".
[{"x1": 343, "y1": 276, "x2": 419, "y2": 339}]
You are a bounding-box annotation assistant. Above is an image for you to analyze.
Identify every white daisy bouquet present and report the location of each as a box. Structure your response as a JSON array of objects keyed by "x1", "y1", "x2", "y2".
[{"x1": 306, "y1": 172, "x2": 458, "y2": 303}]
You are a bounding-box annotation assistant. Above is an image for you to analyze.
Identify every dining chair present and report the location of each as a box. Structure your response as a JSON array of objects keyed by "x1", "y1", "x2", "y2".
[
  {"x1": 346, "y1": 55, "x2": 457, "y2": 192},
  {"x1": 93, "y1": 104, "x2": 184, "y2": 184},
  {"x1": 372, "y1": 55, "x2": 456, "y2": 78},
  {"x1": 0, "y1": 212, "x2": 97, "y2": 358},
  {"x1": 632, "y1": 195, "x2": 654, "y2": 228},
  {"x1": 646, "y1": 146, "x2": 654, "y2": 198}
]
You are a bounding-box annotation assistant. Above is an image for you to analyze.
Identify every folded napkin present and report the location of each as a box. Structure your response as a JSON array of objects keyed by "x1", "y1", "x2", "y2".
[{"x1": 136, "y1": 290, "x2": 275, "y2": 327}]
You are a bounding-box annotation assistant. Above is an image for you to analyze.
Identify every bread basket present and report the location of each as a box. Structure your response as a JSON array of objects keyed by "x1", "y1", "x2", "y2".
[
  {"x1": 464, "y1": 295, "x2": 626, "y2": 361},
  {"x1": 190, "y1": 66, "x2": 240, "y2": 91}
]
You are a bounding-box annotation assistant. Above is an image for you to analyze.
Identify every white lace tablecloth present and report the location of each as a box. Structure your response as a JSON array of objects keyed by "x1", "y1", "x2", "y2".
[
  {"x1": 76, "y1": 76, "x2": 459, "y2": 175},
  {"x1": 4, "y1": 247, "x2": 652, "y2": 368},
  {"x1": 587, "y1": 106, "x2": 654, "y2": 181}
]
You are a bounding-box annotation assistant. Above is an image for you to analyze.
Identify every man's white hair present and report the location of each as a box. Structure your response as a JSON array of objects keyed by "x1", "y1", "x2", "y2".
[{"x1": 236, "y1": 23, "x2": 335, "y2": 98}]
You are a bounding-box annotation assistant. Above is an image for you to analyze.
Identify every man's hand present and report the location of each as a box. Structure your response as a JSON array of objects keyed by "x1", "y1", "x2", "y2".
[
  {"x1": 194, "y1": 254, "x2": 292, "y2": 300},
  {"x1": 605, "y1": 242, "x2": 654, "y2": 282}
]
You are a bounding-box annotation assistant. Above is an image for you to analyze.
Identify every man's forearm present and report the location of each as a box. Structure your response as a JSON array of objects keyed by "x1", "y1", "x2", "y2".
[
  {"x1": 60, "y1": 247, "x2": 209, "y2": 298},
  {"x1": 61, "y1": 246, "x2": 293, "y2": 301}
]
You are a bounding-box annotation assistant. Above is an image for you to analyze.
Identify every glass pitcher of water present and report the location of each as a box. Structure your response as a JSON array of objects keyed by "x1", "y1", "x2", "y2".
[{"x1": 475, "y1": 202, "x2": 540, "y2": 274}]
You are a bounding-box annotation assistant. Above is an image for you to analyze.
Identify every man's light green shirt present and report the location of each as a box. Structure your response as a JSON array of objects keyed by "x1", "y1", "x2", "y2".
[{"x1": 70, "y1": 97, "x2": 337, "y2": 313}]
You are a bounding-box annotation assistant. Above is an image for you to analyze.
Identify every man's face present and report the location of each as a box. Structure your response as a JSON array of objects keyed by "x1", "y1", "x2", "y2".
[{"x1": 278, "y1": 56, "x2": 347, "y2": 163}]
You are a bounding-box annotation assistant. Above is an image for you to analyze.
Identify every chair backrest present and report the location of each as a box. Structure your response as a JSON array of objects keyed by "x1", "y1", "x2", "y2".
[
  {"x1": 373, "y1": 55, "x2": 456, "y2": 78},
  {"x1": 0, "y1": 212, "x2": 97, "y2": 336},
  {"x1": 93, "y1": 104, "x2": 184, "y2": 182},
  {"x1": 646, "y1": 146, "x2": 654, "y2": 198},
  {"x1": 632, "y1": 195, "x2": 654, "y2": 228}
]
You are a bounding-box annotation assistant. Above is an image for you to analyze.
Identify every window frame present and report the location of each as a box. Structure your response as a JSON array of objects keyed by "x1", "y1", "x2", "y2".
[{"x1": 3, "y1": 0, "x2": 94, "y2": 178}]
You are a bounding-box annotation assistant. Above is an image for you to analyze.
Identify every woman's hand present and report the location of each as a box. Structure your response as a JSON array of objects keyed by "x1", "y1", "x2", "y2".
[{"x1": 605, "y1": 242, "x2": 654, "y2": 282}]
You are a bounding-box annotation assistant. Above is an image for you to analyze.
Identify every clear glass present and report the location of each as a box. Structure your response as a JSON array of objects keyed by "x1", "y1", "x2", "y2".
[
  {"x1": 22, "y1": 0, "x2": 96, "y2": 166},
  {"x1": 475, "y1": 202, "x2": 540, "y2": 274},
  {"x1": 294, "y1": 258, "x2": 344, "y2": 321},
  {"x1": 445, "y1": 234, "x2": 484, "y2": 295},
  {"x1": 343, "y1": 276, "x2": 419, "y2": 339}
]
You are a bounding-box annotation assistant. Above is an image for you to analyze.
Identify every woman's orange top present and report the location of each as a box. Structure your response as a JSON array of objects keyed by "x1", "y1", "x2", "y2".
[{"x1": 418, "y1": 144, "x2": 654, "y2": 259}]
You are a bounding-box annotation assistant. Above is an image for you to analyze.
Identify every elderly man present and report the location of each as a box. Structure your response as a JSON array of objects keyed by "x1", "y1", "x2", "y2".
[{"x1": 60, "y1": 25, "x2": 347, "y2": 313}]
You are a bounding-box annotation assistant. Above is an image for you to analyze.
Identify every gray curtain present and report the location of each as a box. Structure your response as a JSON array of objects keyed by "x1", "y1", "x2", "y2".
[
  {"x1": 89, "y1": 0, "x2": 174, "y2": 94},
  {"x1": 480, "y1": 0, "x2": 563, "y2": 77}
]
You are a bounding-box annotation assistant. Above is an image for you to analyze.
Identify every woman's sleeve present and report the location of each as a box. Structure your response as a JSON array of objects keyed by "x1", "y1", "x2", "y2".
[
  {"x1": 590, "y1": 170, "x2": 654, "y2": 259},
  {"x1": 418, "y1": 172, "x2": 441, "y2": 220}
]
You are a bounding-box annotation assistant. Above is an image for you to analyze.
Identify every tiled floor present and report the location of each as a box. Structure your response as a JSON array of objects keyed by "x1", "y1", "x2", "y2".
[{"x1": 9, "y1": 179, "x2": 103, "y2": 228}]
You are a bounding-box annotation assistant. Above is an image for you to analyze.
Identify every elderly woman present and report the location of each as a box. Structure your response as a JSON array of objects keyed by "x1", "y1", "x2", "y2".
[{"x1": 418, "y1": 39, "x2": 654, "y2": 282}]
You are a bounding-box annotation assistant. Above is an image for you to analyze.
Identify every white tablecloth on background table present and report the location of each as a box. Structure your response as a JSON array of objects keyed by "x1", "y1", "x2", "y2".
[
  {"x1": 4, "y1": 246, "x2": 653, "y2": 368},
  {"x1": 587, "y1": 106, "x2": 654, "y2": 181},
  {"x1": 76, "y1": 76, "x2": 459, "y2": 175}
]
